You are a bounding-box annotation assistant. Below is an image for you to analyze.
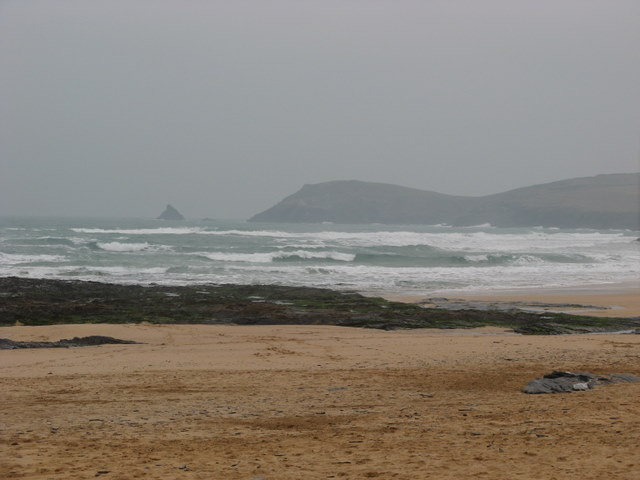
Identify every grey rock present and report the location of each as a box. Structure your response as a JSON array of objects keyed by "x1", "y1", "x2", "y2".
[
  {"x1": 608, "y1": 373, "x2": 640, "y2": 383},
  {"x1": 522, "y1": 377, "x2": 584, "y2": 394},
  {"x1": 0, "y1": 336, "x2": 140, "y2": 350},
  {"x1": 572, "y1": 382, "x2": 590, "y2": 391},
  {"x1": 523, "y1": 371, "x2": 640, "y2": 394},
  {"x1": 421, "y1": 297, "x2": 607, "y2": 314}
]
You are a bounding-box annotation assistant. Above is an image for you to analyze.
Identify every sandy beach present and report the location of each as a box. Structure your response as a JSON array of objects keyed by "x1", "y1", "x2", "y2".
[
  {"x1": 387, "y1": 282, "x2": 640, "y2": 318},
  {"x1": 2, "y1": 317, "x2": 639, "y2": 480}
]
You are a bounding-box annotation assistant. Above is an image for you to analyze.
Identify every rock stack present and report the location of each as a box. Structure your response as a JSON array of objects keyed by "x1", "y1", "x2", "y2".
[{"x1": 157, "y1": 204, "x2": 185, "y2": 221}]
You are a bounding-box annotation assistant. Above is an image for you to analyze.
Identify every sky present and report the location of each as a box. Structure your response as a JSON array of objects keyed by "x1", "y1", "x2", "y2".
[{"x1": 1, "y1": 0, "x2": 639, "y2": 219}]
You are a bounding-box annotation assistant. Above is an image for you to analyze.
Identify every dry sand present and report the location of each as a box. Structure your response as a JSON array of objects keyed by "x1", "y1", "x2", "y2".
[{"x1": 1, "y1": 321, "x2": 639, "y2": 480}]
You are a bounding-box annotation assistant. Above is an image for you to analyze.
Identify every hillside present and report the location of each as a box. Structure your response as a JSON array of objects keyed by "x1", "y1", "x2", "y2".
[{"x1": 249, "y1": 173, "x2": 640, "y2": 229}]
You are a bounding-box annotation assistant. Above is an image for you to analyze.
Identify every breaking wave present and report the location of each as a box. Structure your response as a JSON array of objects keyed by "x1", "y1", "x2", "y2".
[
  {"x1": 3, "y1": 217, "x2": 638, "y2": 293},
  {"x1": 96, "y1": 242, "x2": 159, "y2": 253},
  {"x1": 199, "y1": 250, "x2": 356, "y2": 263},
  {"x1": 0, "y1": 252, "x2": 67, "y2": 264},
  {"x1": 72, "y1": 227, "x2": 205, "y2": 235}
]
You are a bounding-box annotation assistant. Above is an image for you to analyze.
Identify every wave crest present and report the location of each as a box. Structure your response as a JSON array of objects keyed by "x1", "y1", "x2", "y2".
[
  {"x1": 96, "y1": 242, "x2": 166, "y2": 253},
  {"x1": 199, "y1": 250, "x2": 355, "y2": 263}
]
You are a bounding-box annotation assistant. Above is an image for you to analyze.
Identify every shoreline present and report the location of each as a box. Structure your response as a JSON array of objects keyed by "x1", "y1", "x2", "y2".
[{"x1": 383, "y1": 282, "x2": 640, "y2": 318}]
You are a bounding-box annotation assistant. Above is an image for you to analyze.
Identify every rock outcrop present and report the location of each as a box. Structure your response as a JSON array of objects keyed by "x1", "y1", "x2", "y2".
[
  {"x1": 157, "y1": 204, "x2": 185, "y2": 221},
  {"x1": 522, "y1": 370, "x2": 640, "y2": 394},
  {"x1": 2, "y1": 277, "x2": 640, "y2": 334},
  {"x1": 0, "y1": 336, "x2": 141, "y2": 350}
]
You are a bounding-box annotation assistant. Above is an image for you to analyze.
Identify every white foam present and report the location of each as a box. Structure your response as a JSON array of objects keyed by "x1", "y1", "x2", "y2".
[
  {"x1": 97, "y1": 242, "x2": 158, "y2": 252},
  {"x1": 202, "y1": 229, "x2": 298, "y2": 238},
  {"x1": 72, "y1": 227, "x2": 204, "y2": 235},
  {"x1": 464, "y1": 254, "x2": 489, "y2": 262},
  {"x1": 85, "y1": 266, "x2": 168, "y2": 275},
  {"x1": 0, "y1": 252, "x2": 66, "y2": 264},
  {"x1": 275, "y1": 250, "x2": 355, "y2": 262},
  {"x1": 199, "y1": 250, "x2": 355, "y2": 263},
  {"x1": 460, "y1": 223, "x2": 494, "y2": 229},
  {"x1": 73, "y1": 227, "x2": 631, "y2": 254},
  {"x1": 6, "y1": 221, "x2": 640, "y2": 294},
  {"x1": 510, "y1": 255, "x2": 546, "y2": 265},
  {"x1": 200, "y1": 252, "x2": 277, "y2": 263}
]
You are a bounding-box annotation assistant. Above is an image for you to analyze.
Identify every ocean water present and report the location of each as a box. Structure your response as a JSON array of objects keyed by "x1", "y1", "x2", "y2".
[{"x1": 0, "y1": 216, "x2": 638, "y2": 296}]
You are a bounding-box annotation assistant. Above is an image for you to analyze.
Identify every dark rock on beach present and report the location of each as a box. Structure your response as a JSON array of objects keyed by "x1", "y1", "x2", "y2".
[
  {"x1": 1, "y1": 277, "x2": 639, "y2": 335},
  {"x1": 522, "y1": 371, "x2": 640, "y2": 394},
  {"x1": 419, "y1": 297, "x2": 608, "y2": 314},
  {"x1": 0, "y1": 336, "x2": 140, "y2": 350}
]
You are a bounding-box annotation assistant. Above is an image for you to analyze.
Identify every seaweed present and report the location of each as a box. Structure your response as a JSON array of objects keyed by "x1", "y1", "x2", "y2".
[{"x1": 1, "y1": 277, "x2": 638, "y2": 335}]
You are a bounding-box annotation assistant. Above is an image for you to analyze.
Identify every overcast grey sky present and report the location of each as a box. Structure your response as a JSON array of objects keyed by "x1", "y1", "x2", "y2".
[{"x1": 1, "y1": 0, "x2": 639, "y2": 219}]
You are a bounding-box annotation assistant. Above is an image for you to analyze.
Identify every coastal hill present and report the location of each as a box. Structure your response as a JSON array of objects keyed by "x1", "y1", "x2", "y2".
[{"x1": 249, "y1": 173, "x2": 640, "y2": 229}]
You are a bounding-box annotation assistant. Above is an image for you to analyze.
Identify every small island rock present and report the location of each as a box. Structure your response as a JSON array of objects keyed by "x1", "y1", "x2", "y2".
[{"x1": 158, "y1": 204, "x2": 185, "y2": 221}]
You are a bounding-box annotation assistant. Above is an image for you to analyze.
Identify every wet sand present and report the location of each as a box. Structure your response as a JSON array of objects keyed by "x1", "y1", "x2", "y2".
[
  {"x1": 1, "y1": 323, "x2": 639, "y2": 479},
  {"x1": 388, "y1": 283, "x2": 640, "y2": 318}
]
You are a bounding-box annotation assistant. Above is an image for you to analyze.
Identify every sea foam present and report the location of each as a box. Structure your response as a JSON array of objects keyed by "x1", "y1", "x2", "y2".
[
  {"x1": 0, "y1": 252, "x2": 66, "y2": 264},
  {"x1": 3, "y1": 218, "x2": 638, "y2": 294},
  {"x1": 97, "y1": 242, "x2": 161, "y2": 252},
  {"x1": 199, "y1": 250, "x2": 355, "y2": 263},
  {"x1": 72, "y1": 227, "x2": 204, "y2": 235}
]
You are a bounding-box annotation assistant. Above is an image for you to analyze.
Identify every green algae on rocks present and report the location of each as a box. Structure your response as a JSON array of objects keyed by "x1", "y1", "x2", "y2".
[{"x1": 1, "y1": 277, "x2": 638, "y2": 335}]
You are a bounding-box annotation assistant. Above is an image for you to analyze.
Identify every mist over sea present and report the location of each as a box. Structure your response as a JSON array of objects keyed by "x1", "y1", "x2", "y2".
[{"x1": 0, "y1": 216, "x2": 638, "y2": 296}]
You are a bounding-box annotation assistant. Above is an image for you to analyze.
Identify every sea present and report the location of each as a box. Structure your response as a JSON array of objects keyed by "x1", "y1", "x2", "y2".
[{"x1": 0, "y1": 216, "x2": 638, "y2": 297}]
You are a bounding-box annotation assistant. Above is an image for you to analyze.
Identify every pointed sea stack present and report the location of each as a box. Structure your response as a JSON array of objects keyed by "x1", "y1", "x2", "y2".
[{"x1": 157, "y1": 204, "x2": 185, "y2": 221}]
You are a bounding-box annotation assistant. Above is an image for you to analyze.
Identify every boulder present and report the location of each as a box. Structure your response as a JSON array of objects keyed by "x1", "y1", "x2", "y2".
[{"x1": 523, "y1": 370, "x2": 640, "y2": 394}]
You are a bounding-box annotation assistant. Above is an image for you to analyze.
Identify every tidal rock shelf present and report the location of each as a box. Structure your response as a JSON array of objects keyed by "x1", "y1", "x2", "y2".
[
  {"x1": 0, "y1": 336, "x2": 140, "y2": 350},
  {"x1": 1, "y1": 277, "x2": 639, "y2": 335}
]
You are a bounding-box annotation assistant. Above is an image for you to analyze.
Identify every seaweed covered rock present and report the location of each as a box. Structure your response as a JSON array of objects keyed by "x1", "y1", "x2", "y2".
[{"x1": 0, "y1": 336, "x2": 140, "y2": 350}]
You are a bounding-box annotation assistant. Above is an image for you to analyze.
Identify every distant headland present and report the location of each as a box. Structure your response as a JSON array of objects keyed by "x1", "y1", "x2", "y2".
[{"x1": 250, "y1": 173, "x2": 640, "y2": 230}]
